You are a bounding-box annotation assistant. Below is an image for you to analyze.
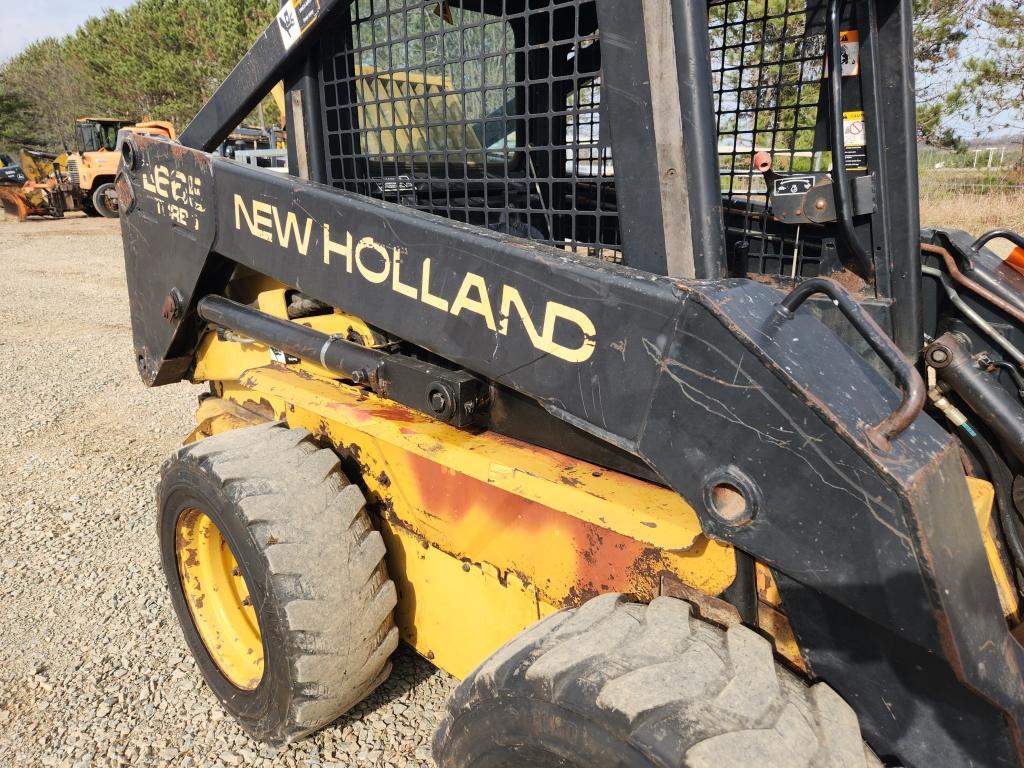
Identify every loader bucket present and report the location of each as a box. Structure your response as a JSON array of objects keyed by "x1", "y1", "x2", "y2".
[{"x1": 0, "y1": 187, "x2": 34, "y2": 222}]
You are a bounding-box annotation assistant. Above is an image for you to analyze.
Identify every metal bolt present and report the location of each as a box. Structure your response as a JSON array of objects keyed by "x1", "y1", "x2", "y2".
[
  {"x1": 430, "y1": 390, "x2": 447, "y2": 412},
  {"x1": 232, "y1": 568, "x2": 241, "y2": 577},
  {"x1": 928, "y1": 346, "x2": 951, "y2": 366},
  {"x1": 814, "y1": 198, "x2": 827, "y2": 210},
  {"x1": 241, "y1": 597, "x2": 252, "y2": 607},
  {"x1": 161, "y1": 288, "x2": 185, "y2": 321}
]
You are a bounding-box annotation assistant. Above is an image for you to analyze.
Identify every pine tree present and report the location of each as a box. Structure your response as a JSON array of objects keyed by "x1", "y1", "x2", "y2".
[{"x1": 947, "y1": 0, "x2": 1024, "y2": 154}]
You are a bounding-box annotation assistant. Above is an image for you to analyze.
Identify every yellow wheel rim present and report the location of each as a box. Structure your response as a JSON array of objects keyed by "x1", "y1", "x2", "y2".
[{"x1": 175, "y1": 508, "x2": 264, "y2": 689}]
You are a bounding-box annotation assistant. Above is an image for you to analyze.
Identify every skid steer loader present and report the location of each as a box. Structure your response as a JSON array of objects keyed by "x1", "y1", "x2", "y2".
[{"x1": 118, "y1": 0, "x2": 1024, "y2": 765}]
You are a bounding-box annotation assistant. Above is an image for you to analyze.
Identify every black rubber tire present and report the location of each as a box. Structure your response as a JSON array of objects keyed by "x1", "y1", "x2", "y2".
[
  {"x1": 433, "y1": 594, "x2": 882, "y2": 768},
  {"x1": 157, "y1": 421, "x2": 399, "y2": 744},
  {"x1": 82, "y1": 200, "x2": 102, "y2": 217},
  {"x1": 91, "y1": 182, "x2": 119, "y2": 218}
]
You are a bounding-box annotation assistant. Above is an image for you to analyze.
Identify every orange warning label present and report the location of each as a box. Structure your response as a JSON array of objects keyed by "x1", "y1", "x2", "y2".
[{"x1": 840, "y1": 30, "x2": 860, "y2": 77}]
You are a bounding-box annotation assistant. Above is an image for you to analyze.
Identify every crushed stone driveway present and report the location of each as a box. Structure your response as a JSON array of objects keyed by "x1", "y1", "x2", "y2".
[{"x1": 0, "y1": 213, "x2": 455, "y2": 768}]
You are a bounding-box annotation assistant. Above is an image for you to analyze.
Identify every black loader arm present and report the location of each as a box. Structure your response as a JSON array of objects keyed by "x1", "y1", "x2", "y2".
[{"x1": 119, "y1": 134, "x2": 1024, "y2": 767}]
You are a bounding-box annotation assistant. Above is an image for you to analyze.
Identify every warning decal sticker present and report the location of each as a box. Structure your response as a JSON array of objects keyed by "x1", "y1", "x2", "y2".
[
  {"x1": 843, "y1": 110, "x2": 867, "y2": 171},
  {"x1": 277, "y1": 0, "x2": 320, "y2": 50},
  {"x1": 840, "y1": 30, "x2": 860, "y2": 77}
]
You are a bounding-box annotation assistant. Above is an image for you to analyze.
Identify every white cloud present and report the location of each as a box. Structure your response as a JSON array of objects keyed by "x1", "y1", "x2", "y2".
[{"x1": 0, "y1": 1, "x2": 138, "y2": 63}]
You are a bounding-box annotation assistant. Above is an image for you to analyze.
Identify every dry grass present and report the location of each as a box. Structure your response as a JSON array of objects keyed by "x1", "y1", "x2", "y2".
[
  {"x1": 918, "y1": 166, "x2": 1024, "y2": 242},
  {"x1": 920, "y1": 190, "x2": 1024, "y2": 233},
  {"x1": 920, "y1": 189, "x2": 1024, "y2": 257}
]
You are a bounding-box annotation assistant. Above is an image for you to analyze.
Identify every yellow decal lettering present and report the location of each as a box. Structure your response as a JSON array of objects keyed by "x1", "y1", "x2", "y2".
[
  {"x1": 227, "y1": 205, "x2": 598, "y2": 363},
  {"x1": 449, "y1": 273, "x2": 496, "y2": 331},
  {"x1": 355, "y1": 237, "x2": 391, "y2": 284},
  {"x1": 272, "y1": 208, "x2": 313, "y2": 256},
  {"x1": 323, "y1": 224, "x2": 353, "y2": 270},
  {"x1": 252, "y1": 201, "x2": 275, "y2": 240},
  {"x1": 542, "y1": 302, "x2": 597, "y2": 363},
  {"x1": 170, "y1": 171, "x2": 185, "y2": 204},
  {"x1": 392, "y1": 251, "x2": 418, "y2": 299},
  {"x1": 154, "y1": 165, "x2": 170, "y2": 198},
  {"x1": 500, "y1": 286, "x2": 595, "y2": 363},
  {"x1": 420, "y1": 258, "x2": 449, "y2": 311},
  {"x1": 499, "y1": 285, "x2": 544, "y2": 348},
  {"x1": 234, "y1": 194, "x2": 273, "y2": 242}
]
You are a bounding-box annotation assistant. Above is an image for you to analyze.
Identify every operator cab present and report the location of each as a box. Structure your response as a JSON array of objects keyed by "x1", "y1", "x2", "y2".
[{"x1": 75, "y1": 118, "x2": 133, "y2": 154}]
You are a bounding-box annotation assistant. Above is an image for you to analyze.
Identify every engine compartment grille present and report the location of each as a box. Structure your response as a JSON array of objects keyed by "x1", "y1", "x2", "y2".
[{"x1": 66, "y1": 157, "x2": 81, "y2": 186}]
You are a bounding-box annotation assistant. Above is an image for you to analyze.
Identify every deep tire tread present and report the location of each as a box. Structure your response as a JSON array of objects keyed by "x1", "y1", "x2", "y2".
[
  {"x1": 435, "y1": 595, "x2": 880, "y2": 768},
  {"x1": 161, "y1": 421, "x2": 398, "y2": 744}
]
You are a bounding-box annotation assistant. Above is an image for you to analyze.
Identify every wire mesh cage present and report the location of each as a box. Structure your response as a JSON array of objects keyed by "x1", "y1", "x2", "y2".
[
  {"x1": 320, "y1": 0, "x2": 621, "y2": 260},
  {"x1": 708, "y1": 0, "x2": 833, "y2": 279},
  {"x1": 318, "y1": 0, "x2": 836, "y2": 277},
  {"x1": 710, "y1": 0, "x2": 827, "y2": 199}
]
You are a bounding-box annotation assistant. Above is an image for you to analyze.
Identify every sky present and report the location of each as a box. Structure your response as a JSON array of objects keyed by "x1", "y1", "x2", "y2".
[{"x1": 0, "y1": 1, "x2": 136, "y2": 63}]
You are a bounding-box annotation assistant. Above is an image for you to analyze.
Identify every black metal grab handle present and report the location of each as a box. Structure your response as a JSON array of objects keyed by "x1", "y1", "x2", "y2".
[
  {"x1": 825, "y1": 0, "x2": 873, "y2": 279},
  {"x1": 775, "y1": 278, "x2": 926, "y2": 451},
  {"x1": 971, "y1": 228, "x2": 1024, "y2": 253}
]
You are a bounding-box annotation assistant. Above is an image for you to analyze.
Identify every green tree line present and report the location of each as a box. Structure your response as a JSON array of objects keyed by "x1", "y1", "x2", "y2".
[
  {"x1": 3, "y1": 0, "x2": 1023, "y2": 155},
  {"x1": 0, "y1": 0, "x2": 277, "y2": 152},
  {"x1": 914, "y1": 0, "x2": 1024, "y2": 150}
]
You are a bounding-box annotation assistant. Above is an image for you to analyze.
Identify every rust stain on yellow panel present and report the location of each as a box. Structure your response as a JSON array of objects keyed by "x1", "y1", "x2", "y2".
[
  {"x1": 755, "y1": 563, "x2": 806, "y2": 672},
  {"x1": 190, "y1": 364, "x2": 735, "y2": 679}
]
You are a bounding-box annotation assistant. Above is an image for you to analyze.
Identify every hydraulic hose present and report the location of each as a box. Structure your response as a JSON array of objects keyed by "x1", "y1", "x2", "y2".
[
  {"x1": 926, "y1": 332, "x2": 1024, "y2": 468},
  {"x1": 825, "y1": 0, "x2": 873, "y2": 278},
  {"x1": 922, "y1": 242, "x2": 1024, "y2": 327},
  {"x1": 922, "y1": 266, "x2": 1024, "y2": 367},
  {"x1": 989, "y1": 360, "x2": 1024, "y2": 401}
]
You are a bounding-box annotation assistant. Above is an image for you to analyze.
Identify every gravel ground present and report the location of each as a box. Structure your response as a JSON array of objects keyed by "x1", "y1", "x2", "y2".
[{"x1": 0, "y1": 213, "x2": 456, "y2": 768}]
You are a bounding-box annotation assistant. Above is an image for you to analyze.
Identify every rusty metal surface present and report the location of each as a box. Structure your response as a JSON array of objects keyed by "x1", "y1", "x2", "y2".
[
  {"x1": 659, "y1": 572, "x2": 741, "y2": 629},
  {"x1": 233, "y1": 364, "x2": 736, "y2": 613},
  {"x1": 923, "y1": 242, "x2": 1024, "y2": 327}
]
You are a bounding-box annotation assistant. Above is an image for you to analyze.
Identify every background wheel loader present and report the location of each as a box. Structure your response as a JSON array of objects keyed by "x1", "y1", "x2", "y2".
[
  {"x1": 0, "y1": 153, "x2": 27, "y2": 186},
  {"x1": 117, "y1": 0, "x2": 1024, "y2": 765},
  {"x1": 67, "y1": 117, "x2": 176, "y2": 217},
  {"x1": 0, "y1": 117, "x2": 175, "y2": 221},
  {"x1": 0, "y1": 149, "x2": 76, "y2": 221}
]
